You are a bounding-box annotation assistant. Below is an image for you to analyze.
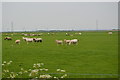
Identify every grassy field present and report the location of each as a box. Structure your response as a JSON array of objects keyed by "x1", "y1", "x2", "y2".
[{"x1": 2, "y1": 31, "x2": 118, "y2": 78}]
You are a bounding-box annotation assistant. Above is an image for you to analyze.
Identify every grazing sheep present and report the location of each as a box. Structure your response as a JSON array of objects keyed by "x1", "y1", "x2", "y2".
[
  {"x1": 75, "y1": 32, "x2": 82, "y2": 35},
  {"x1": 24, "y1": 34, "x2": 28, "y2": 36},
  {"x1": 51, "y1": 33, "x2": 54, "y2": 35},
  {"x1": 38, "y1": 34, "x2": 41, "y2": 36},
  {"x1": 70, "y1": 34, "x2": 74, "y2": 36},
  {"x1": 69, "y1": 39, "x2": 78, "y2": 45},
  {"x1": 22, "y1": 37, "x2": 28, "y2": 41},
  {"x1": 25, "y1": 38, "x2": 33, "y2": 42},
  {"x1": 15, "y1": 40, "x2": 20, "y2": 44},
  {"x1": 33, "y1": 38, "x2": 42, "y2": 42},
  {"x1": 4, "y1": 37, "x2": 12, "y2": 40},
  {"x1": 5, "y1": 34, "x2": 8, "y2": 36},
  {"x1": 65, "y1": 33, "x2": 70, "y2": 36},
  {"x1": 21, "y1": 33, "x2": 25, "y2": 36},
  {"x1": 64, "y1": 39, "x2": 71, "y2": 45},
  {"x1": 108, "y1": 32, "x2": 112, "y2": 35},
  {"x1": 56, "y1": 40, "x2": 63, "y2": 45},
  {"x1": 79, "y1": 33, "x2": 82, "y2": 35}
]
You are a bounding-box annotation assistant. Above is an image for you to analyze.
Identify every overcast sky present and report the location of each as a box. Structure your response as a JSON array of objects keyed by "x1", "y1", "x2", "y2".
[{"x1": 2, "y1": 2, "x2": 118, "y2": 31}]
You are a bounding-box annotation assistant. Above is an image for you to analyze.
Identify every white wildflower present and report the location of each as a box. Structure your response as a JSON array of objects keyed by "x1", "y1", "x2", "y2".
[
  {"x1": 61, "y1": 74, "x2": 67, "y2": 78},
  {"x1": 64, "y1": 74, "x2": 67, "y2": 77},
  {"x1": 3, "y1": 61, "x2": 6, "y2": 64},
  {"x1": 11, "y1": 72, "x2": 14, "y2": 73},
  {"x1": 10, "y1": 73, "x2": 16, "y2": 78},
  {"x1": 19, "y1": 72, "x2": 22, "y2": 74},
  {"x1": 24, "y1": 70, "x2": 28, "y2": 73},
  {"x1": 57, "y1": 69, "x2": 61, "y2": 72},
  {"x1": 39, "y1": 69, "x2": 43, "y2": 71},
  {"x1": 41, "y1": 63, "x2": 44, "y2": 65},
  {"x1": 21, "y1": 68, "x2": 24, "y2": 70},
  {"x1": 28, "y1": 69, "x2": 31, "y2": 71},
  {"x1": 29, "y1": 73, "x2": 32, "y2": 76},
  {"x1": 54, "y1": 77, "x2": 57, "y2": 78},
  {"x1": 7, "y1": 70, "x2": 9, "y2": 72},
  {"x1": 4, "y1": 69, "x2": 9, "y2": 73},
  {"x1": 7, "y1": 62, "x2": 11, "y2": 65},
  {"x1": 10, "y1": 61, "x2": 12, "y2": 63},
  {"x1": 61, "y1": 76, "x2": 64, "y2": 78},
  {"x1": 44, "y1": 69, "x2": 48, "y2": 71},
  {"x1": 29, "y1": 69, "x2": 39, "y2": 76},
  {"x1": 61, "y1": 70, "x2": 66, "y2": 72},
  {"x1": 35, "y1": 77, "x2": 38, "y2": 78},
  {"x1": 33, "y1": 64, "x2": 36, "y2": 68},
  {"x1": 37, "y1": 63, "x2": 41, "y2": 67},
  {"x1": 34, "y1": 64, "x2": 36, "y2": 66},
  {"x1": 39, "y1": 74, "x2": 52, "y2": 78}
]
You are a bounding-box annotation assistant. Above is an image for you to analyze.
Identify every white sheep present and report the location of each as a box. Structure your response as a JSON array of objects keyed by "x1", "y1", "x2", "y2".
[
  {"x1": 79, "y1": 33, "x2": 82, "y2": 35},
  {"x1": 64, "y1": 39, "x2": 71, "y2": 45},
  {"x1": 22, "y1": 37, "x2": 27, "y2": 41},
  {"x1": 56, "y1": 40, "x2": 63, "y2": 45},
  {"x1": 26, "y1": 38, "x2": 33, "y2": 42},
  {"x1": 15, "y1": 40, "x2": 20, "y2": 44},
  {"x1": 69, "y1": 39, "x2": 78, "y2": 45},
  {"x1": 33, "y1": 38, "x2": 42, "y2": 42},
  {"x1": 108, "y1": 32, "x2": 112, "y2": 35}
]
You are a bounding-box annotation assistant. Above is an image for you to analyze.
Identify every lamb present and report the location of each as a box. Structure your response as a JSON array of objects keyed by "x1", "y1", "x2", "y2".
[
  {"x1": 75, "y1": 32, "x2": 82, "y2": 35},
  {"x1": 24, "y1": 34, "x2": 28, "y2": 36},
  {"x1": 108, "y1": 32, "x2": 112, "y2": 35},
  {"x1": 56, "y1": 40, "x2": 63, "y2": 45},
  {"x1": 4, "y1": 37, "x2": 12, "y2": 40},
  {"x1": 65, "y1": 33, "x2": 70, "y2": 36},
  {"x1": 15, "y1": 40, "x2": 20, "y2": 44},
  {"x1": 64, "y1": 39, "x2": 71, "y2": 45},
  {"x1": 22, "y1": 37, "x2": 27, "y2": 41},
  {"x1": 33, "y1": 38, "x2": 42, "y2": 42},
  {"x1": 25, "y1": 38, "x2": 33, "y2": 42},
  {"x1": 69, "y1": 39, "x2": 78, "y2": 45},
  {"x1": 79, "y1": 33, "x2": 82, "y2": 35}
]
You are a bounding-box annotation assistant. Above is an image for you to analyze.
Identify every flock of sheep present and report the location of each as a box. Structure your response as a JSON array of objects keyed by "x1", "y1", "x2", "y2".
[
  {"x1": 4, "y1": 36, "x2": 78, "y2": 45},
  {"x1": 56, "y1": 39, "x2": 79, "y2": 45},
  {"x1": 4, "y1": 36, "x2": 43, "y2": 44},
  {"x1": 4, "y1": 32, "x2": 80, "y2": 45},
  {"x1": 4, "y1": 31, "x2": 113, "y2": 45}
]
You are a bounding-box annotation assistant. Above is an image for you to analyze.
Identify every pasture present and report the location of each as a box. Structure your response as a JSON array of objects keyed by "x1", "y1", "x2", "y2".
[{"x1": 2, "y1": 31, "x2": 118, "y2": 78}]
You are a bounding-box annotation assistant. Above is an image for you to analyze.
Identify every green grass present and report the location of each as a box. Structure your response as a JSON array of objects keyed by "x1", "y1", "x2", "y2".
[
  {"x1": 0, "y1": 33, "x2": 2, "y2": 78},
  {"x1": 2, "y1": 31, "x2": 118, "y2": 78}
]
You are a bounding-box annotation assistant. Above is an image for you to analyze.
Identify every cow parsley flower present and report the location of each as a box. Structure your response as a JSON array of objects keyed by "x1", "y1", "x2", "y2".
[
  {"x1": 9, "y1": 61, "x2": 12, "y2": 63},
  {"x1": 57, "y1": 69, "x2": 61, "y2": 72},
  {"x1": 39, "y1": 74, "x2": 52, "y2": 78},
  {"x1": 3, "y1": 61, "x2": 6, "y2": 64},
  {"x1": 44, "y1": 69, "x2": 48, "y2": 71},
  {"x1": 41, "y1": 63, "x2": 44, "y2": 65},
  {"x1": 60, "y1": 70, "x2": 66, "y2": 72},
  {"x1": 18, "y1": 72, "x2": 23, "y2": 74},
  {"x1": 21, "y1": 68, "x2": 24, "y2": 71}
]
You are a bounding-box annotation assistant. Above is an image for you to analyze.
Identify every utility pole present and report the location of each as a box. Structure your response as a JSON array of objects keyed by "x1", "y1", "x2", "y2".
[
  {"x1": 96, "y1": 20, "x2": 98, "y2": 31},
  {"x1": 11, "y1": 21, "x2": 13, "y2": 33}
]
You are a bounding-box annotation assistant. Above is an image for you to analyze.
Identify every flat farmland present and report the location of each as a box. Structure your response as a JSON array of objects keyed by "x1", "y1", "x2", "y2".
[{"x1": 2, "y1": 31, "x2": 118, "y2": 78}]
